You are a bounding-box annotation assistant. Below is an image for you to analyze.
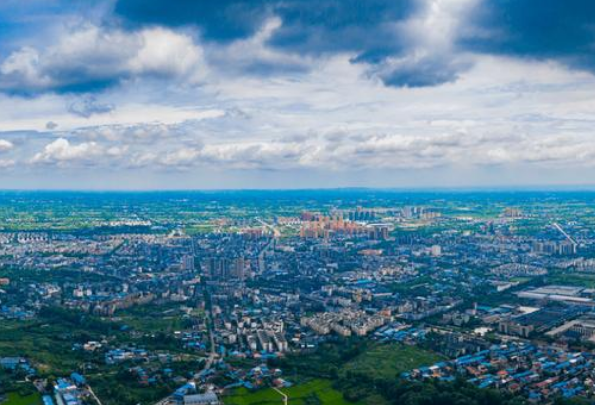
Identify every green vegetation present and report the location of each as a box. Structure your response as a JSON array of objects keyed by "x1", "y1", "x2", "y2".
[
  {"x1": 271, "y1": 340, "x2": 447, "y2": 405},
  {"x1": 364, "y1": 378, "x2": 525, "y2": 405},
  {"x1": 224, "y1": 379, "x2": 353, "y2": 405},
  {"x1": 0, "y1": 317, "x2": 96, "y2": 375},
  {"x1": 390, "y1": 276, "x2": 434, "y2": 295},
  {"x1": 87, "y1": 373, "x2": 174, "y2": 405},
  {"x1": 547, "y1": 272, "x2": 595, "y2": 288},
  {"x1": 0, "y1": 267, "x2": 117, "y2": 284},
  {"x1": 341, "y1": 343, "x2": 444, "y2": 380},
  {"x1": 1, "y1": 392, "x2": 42, "y2": 405},
  {"x1": 269, "y1": 342, "x2": 525, "y2": 405},
  {"x1": 0, "y1": 305, "x2": 202, "y2": 405},
  {"x1": 117, "y1": 303, "x2": 188, "y2": 335}
]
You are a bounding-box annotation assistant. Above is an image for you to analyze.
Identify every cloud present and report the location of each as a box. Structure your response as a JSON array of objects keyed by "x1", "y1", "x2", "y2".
[
  {"x1": 0, "y1": 159, "x2": 15, "y2": 168},
  {"x1": 371, "y1": 0, "x2": 477, "y2": 87},
  {"x1": 3, "y1": 1, "x2": 595, "y2": 188},
  {"x1": 31, "y1": 137, "x2": 104, "y2": 164},
  {"x1": 371, "y1": 55, "x2": 471, "y2": 88},
  {"x1": 0, "y1": 24, "x2": 205, "y2": 94},
  {"x1": 71, "y1": 122, "x2": 190, "y2": 142},
  {"x1": 114, "y1": 0, "x2": 274, "y2": 42},
  {"x1": 112, "y1": 0, "x2": 485, "y2": 88},
  {"x1": 3, "y1": 0, "x2": 595, "y2": 96},
  {"x1": 114, "y1": 0, "x2": 479, "y2": 87},
  {"x1": 68, "y1": 96, "x2": 114, "y2": 118},
  {"x1": 205, "y1": 17, "x2": 311, "y2": 76},
  {"x1": 266, "y1": 0, "x2": 417, "y2": 56},
  {"x1": 462, "y1": 0, "x2": 595, "y2": 73},
  {"x1": 0, "y1": 139, "x2": 14, "y2": 152}
]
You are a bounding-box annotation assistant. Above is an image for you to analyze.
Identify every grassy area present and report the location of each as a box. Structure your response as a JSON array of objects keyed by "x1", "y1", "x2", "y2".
[
  {"x1": 341, "y1": 343, "x2": 444, "y2": 380},
  {"x1": 0, "y1": 320, "x2": 89, "y2": 375},
  {"x1": 510, "y1": 277, "x2": 532, "y2": 284},
  {"x1": 224, "y1": 379, "x2": 353, "y2": 405},
  {"x1": 1, "y1": 392, "x2": 42, "y2": 405},
  {"x1": 548, "y1": 273, "x2": 595, "y2": 288},
  {"x1": 118, "y1": 311, "x2": 184, "y2": 334},
  {"x1": 87, "y1": 373, "x2": 174, "y2": 405},
  {"x1": 227, "y1": 344, "x2": 443, "y2": 405}
]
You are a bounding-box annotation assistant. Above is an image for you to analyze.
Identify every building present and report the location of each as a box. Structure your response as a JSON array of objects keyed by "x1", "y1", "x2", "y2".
[
  {"x1": 498, "y1": 319, "x2": 534, "y2": 338},
  {"x1": 182, "y1": 255, "x2": 195, "y2": 271},
  {"x1": 183, "y1": 392, "x2": 220, "y2": 405}
]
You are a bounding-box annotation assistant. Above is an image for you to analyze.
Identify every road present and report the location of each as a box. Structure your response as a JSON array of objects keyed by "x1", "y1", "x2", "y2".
[
  {"x1": 255, "y1": 219, "x2": 277, "y2": 274},
  {"x1": 256, "y1": 218, "x2": 281, "y2": 238},
  {"x1": 273, "y1": 387, "x2": 288, "y2": 405},
  {"x1": 152, "y1": 284, "x2": 217, "y2": 405},
  {"x1": 202, "y1": 287, "x2": 217, "y2": 370},
  {"x1": 87, "y1": 385, "x2": 104, "y2": 405},
  {"x1": 552, "y1": 222, "x2": 578, "y2": 245}
]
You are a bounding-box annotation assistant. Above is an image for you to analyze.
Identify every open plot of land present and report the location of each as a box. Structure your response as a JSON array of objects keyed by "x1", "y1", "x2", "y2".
[
  {"x1": 0, "y1": 320, "x2": 85, "y2": 375},
  {"x1": 224, "y1": 379, "x2": 353, "y2": 405},
  {"x1": 341, "y1": 343, "x2": 444, "y2": 380},
  {"x1": 1, "y1": 392, "x2": 42, "y2": 405},
  {"x1": 548, "y1": 273, "x2": 595, "y2": 288}
]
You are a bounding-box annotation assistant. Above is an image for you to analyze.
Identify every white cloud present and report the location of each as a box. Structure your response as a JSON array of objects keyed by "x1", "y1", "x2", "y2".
[
  {"x1": 0, "y1": 159, "x2": 15, "y2": 168},
  {"x1": 2, "y1": 13, "x2": 595, "y2": 187},
  {"x1": 0, "y1": 24, "x2": 205, "y2": 93},
  {"x1": 370, "y1": 0, "x2": 479, "y2": 87},
  {"x1": 131, "y1": 28, "x2": 206, "y2": 82},
  {"x1": 32, "y1": 138, "x2": 104, "y2": 164},
  {"x1": 206, "y1": 17, "x2": 311, "y2": 76},
  {"x1": 0, "y1": 139, "x2": 13, "y2": 152},
  {"x1": 20, "y1": 51, "x2": 595, "y2": 175}
]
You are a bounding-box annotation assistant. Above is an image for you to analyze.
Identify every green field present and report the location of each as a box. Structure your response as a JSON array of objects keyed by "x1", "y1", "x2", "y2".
[
  {"x1": 223, "y1": 344, "x2": 442, "y2": 405},
  {"x1": 223, "y1": 379, "x2": 354, "y2": 405},
  {"x1": 0, "y1": 320, "x2": 86, "y2": 374},
  {"x1": 1, "y1": 392, "x2": 42, "y2": 405},
  {"x1": 548, "y1": 272, "x2": 595, "y2": 288},
  {"x1": 117, "y1": 306, "x2": 186, "y2": 334},
  {"x1": 341, "y1": 343, "x2": 444, "y2": 380}
]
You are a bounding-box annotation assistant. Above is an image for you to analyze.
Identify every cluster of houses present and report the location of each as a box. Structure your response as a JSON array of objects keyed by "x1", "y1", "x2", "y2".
[
  {"x1": 300, "y1": 309, "x2": 387, "y2": 337},
  {"x1": 375, "y1": 322, "x2": 428, "y2": 343},
  {"x1": 0, "y1": 305, "x2": 35, "y2": 320},
  {"x1": 52, "y1": 374, "x2": 89, "y2": 405},
  {"x1": 406, "y1": 342, "x2": 595, "y2": 402},
  {"x1": 0, "y1": 357, "x2": 36, "y2": 375}
]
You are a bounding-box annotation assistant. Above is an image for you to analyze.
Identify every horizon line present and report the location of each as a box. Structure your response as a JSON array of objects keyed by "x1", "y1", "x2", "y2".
[{"x1": 2, "y1": 184, "x2": 595, "y2": 193}]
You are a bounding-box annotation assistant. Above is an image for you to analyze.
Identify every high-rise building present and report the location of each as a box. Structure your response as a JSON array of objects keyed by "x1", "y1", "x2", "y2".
[{"x1": 181, "y1": 255, "x2": 195, "y2": 271}]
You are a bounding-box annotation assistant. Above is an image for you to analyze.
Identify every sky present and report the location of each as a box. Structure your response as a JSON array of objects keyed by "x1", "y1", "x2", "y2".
[{"x1": 0, "y1": 0, "x2": 595, "y2": 189}]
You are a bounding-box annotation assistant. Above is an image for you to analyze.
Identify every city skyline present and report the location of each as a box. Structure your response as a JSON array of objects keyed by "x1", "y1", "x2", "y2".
[{"x1": 0, "y1": 0, "x2": 594, "y2": 189}]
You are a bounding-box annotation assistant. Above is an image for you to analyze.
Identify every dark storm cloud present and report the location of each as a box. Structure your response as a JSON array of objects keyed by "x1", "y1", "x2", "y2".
[
  {"x1": 114, "y1": 0, "x2": 435, "y2": 85},
  {"x1": 3, "y1": 0, "x2": 595, "y2": 95},
  {"x1": 379, "y1": 57, "x2": 471, "y2": 88},
  {"x1": 114, "y1": 0, "x2": 274, "y2": 41},
  {"x1": 113, "y1": 0, "x2": 595, "y2": 87},
  {"x1": 267, "y1": 0, "x2": 417, "y2": 57},
  {"x1": 114, "y1": 0, "x2": 417, "y2": 56},
  {"x1": 462, "y1": 0, "x2": 595, "y2": 71}
]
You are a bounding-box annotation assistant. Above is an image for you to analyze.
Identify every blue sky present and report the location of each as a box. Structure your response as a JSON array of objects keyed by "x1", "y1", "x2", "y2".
[{"x1": 0, "y1": 0, "x2": 595, "y2": 189}]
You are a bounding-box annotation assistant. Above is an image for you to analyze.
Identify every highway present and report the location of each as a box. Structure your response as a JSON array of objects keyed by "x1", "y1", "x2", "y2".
[{"x1": 552, "y1": 222, "x2": 578, "y2": 245}]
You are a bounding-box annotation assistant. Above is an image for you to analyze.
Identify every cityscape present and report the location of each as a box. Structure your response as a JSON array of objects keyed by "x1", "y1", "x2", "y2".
[
  {"x1": 1, "y1": 191, "x2": 595, "y2": 404},
  {"x1": 2, "y1": 0, "x2": 595, "y2": 404}
]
